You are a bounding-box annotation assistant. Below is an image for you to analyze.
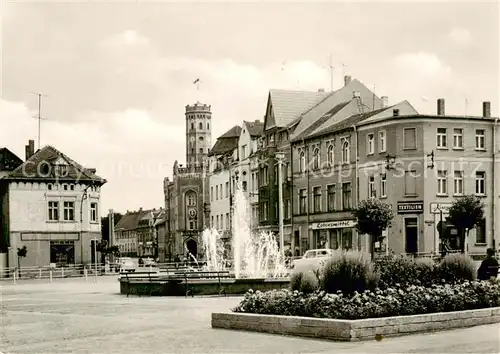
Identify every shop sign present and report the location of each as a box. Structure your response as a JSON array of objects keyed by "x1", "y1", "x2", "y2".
[
  {"x1": 397, "y1": 201, "x2": 424, "y2": 214},
  {"x1": 310, "y1": 220, "x2": 356, "y2": 230},
  {"x1": 430, "y1": 202, "x2": 452, "y2": 214}
]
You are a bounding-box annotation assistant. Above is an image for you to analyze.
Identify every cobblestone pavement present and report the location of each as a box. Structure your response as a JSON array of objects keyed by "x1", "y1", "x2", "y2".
[{"x1": 1, "y1": 276, "x2": 499, "y2": 354}]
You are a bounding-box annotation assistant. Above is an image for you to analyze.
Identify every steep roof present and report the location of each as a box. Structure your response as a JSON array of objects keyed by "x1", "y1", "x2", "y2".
[
  {"x1": 3, "y1": 145, "x2": 106, "y2": 184},
  {"x1": 266, "y1": 89, "x2": 329, "y2": 129},
  {"x1": 244, "y1": 120, "x2": 264, "y2": 137},
  {"x1": 209, "y1": 125, "x2": 241, "y2": 156},
  {"x1": 115, "y1": 209, "x2": 153, "y2": 231},
  {"x1": 0, "y1": 148, "x2": 23, "y2": 172}
]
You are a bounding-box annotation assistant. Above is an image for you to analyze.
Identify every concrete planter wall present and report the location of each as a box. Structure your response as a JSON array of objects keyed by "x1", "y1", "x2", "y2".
[{"x1": 212, "y1": 307, "x2": 500, "y2": 341}]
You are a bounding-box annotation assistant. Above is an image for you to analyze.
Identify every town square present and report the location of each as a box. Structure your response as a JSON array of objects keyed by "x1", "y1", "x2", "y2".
[{"x1": 1, "y1": 1, "x2": 499, "y2": 353}]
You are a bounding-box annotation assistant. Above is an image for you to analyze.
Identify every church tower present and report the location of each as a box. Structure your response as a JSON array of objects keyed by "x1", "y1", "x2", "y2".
[{"x1": 185, "y1": 102, "x2": 212, "y2": 169}]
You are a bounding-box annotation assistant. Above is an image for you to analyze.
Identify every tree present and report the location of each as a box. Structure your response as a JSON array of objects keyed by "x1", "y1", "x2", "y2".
[
  {"x1": 100, "y1": 212, "x2": 123, "y2": 243},
  {"x1": 447, "y1": 195, "x2": 484, "y2": 253},
  {"x1": 17, "y1": 245, "x2": 27, "y2": 278},
  {"x1": 352, "y1": 199, "x2": 394, "y2": 259}
]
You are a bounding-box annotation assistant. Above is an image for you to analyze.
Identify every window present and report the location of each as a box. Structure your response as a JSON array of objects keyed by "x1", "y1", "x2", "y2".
[
  {"x1": 405, "y1": 170, "x2": 417, "y2": 196},
  {"x1": 379, "y1": 131, "x2": 386, "y2": 152},
  {"x1": 299, "y1": 189, "x2": 307, "y2": 214},
  {"x1": 475, "y1": 129, "x2": 485, "y2": 150},
  {"x1": 299, "y1": 151, "x2": 306, "y2": 172},
  {"x1": 48, "y1": 201, "x2": 59, "y2": 221},
  {"x1": 262, "y1": 202, "x2": 268, "y2": 221},
  {"x1": 327, "y1": 185, "x2": 336, "y2": 212},
  {"x1": 199, "y1": 122, "x2": 202, "y2": 129},
  {"x1": 437, "y1": 170, "x2": 447, "y2": 195},
  {"x1": 225, "y1": 182, "x2": 229, "y2": 198},
  {"x1": 368, "y1": 176, "x2": 376, "y2": 198},
  {"x1": 215, "y1": 185, "x2": 219, "y2": 200},
  {"x1": 342, "y1": 182, "x2": 352, "y2": 210},
  {"x1": 453, "y1": 171, "x2": 464, "y2": 195},
  {"x1": 380, "y1": 174, "x2": 387, "y2": 198},
  {"x1": 476, "y1": 218, "x2": 486, "y2": 244},
  {"x1": 211, "y1": 216, "x2": 214, "y2": 227},
  {"x1": 475, "y1": 171, "x2": 486, "y2": 195},
  {"x1": 274, "y1": 167, "x2": 278, "y2": 185},
  {"x1": 199, "y1": 148, "x2": 203, "y2": 153},
  {"x1": 63, "y1": 201, "x2": 75, "y2": 221},
  {"x1": 261, "y1": 166, "x2": 269, "y2": 185},
  {"x1": 403, "y1": 128, "x2": 417, "y2": 149},
  {"x1": 251, "y1": 173, "x2": 255, "y2": 192},
  {"x1": 341, "y1": 141, "x2": 350, "y2": 164},
  {"x1": 312, "y1": 147, "x2": 320, "y2": 169},
  {"x1": 242, "y1": 181, "x2": 247, "y2": 191},
  {"x1": 313, "y1": 187, "x2": 321, "y2": 213},
  {"x1": 367, "y1": 133, "x2": 374, "y2": 154},
  {"x1": 437, "y1": 128, "x2": 447, "y2": 148},
  {"x1": 453, "y1": 128, "x2": 463, "y2": 149},
  {"x1": 207, "y1": 123, "x2": 210, "y2": 130},
  {"x1": 285, "y1": 199, "x2": 291, "y2": 219},
  {"x1": 210, "y1": 186, "x2": 214, "y2": 201},
  {"x1": 226, "y1": 213, "x2": 229, "y2": 229},
  {"x1": 219, "y1": 184, "x2": 222, "y2": 199},
  {"x1": 90, "y1": 202, "x2": 98, "y2": 222},
  {"x1": 187, "y1": 192, "x2": 196, "y2": 206},
  {"x1": 241, "y1": 145, "x2": 246, "y2": 159},
  {"x1": 221, "y1": 214, "x2": 224, "y2": 230},
  {"x1": 216, "y1": 215, "x2": 219, "y2": 229},
  {"x1": 191, "y1": 123, "x2": 194, "y2": 130},
  {"x1": 327, "y1": 145, "x2": 334, "y2": 166}
]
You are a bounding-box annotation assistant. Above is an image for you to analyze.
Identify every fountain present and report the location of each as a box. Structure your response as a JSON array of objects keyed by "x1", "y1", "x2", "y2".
[{"x1": 201, "y1": 184, "x2": 288, "y2": 279}]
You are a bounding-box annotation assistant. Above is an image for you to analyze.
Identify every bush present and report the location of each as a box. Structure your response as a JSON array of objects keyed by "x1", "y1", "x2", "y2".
[
  {"x1": 375, "y1": 255, "x2": 437, "y2": 288},
  {"x1": 290, "y1": 270, "x2": 319, "y2": 294},
  {"x1": 437, "y1": 253, "x2": 476, "y2": 283},
  {"x1": 321, "y1": 250, "x2": 379, "y2": 295},
  {"x1": 233, "y1": 279, "x2": 500, "y2": 320}
]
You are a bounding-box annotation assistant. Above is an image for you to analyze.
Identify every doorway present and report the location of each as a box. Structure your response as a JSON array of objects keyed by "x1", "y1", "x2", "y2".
[
  {"x1": 405, "y1": 218, "x2": 418, "y2": 254},
  {"x1": 186, "y1": 239, "x2": 198, "y2": 260}
]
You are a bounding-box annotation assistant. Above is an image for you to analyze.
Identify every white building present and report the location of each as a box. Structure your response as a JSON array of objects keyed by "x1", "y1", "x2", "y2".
[{"x1": 0, "y1": 140, "x2": 106, "y2": 268}]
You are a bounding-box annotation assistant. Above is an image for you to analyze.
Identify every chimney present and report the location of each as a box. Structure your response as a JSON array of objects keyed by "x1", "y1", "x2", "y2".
[
  {"x1": 344, "y1": 75, "x2": 352, "y2": 86},
  {"x1": 437, "y1": 98, "x2": 445, "y2": 116},
  {"x1": 318, "y1": 88, "x2": 325, "y2": 93},
  {"x1": 25, "y1": 140, "x2": 35, "y2": 160},
  {"x1": 381, "y1": 96, "x2": 389, "y2": 108},
  {"x1": 139, "y1": 207, "x2": 143, "y2": 212},
  {"x1": 482, "y1": 101, "x2": 491, "y2": 118},
  {"x1": 393, "y1": 109, "x2": 400, "y2": 116}
]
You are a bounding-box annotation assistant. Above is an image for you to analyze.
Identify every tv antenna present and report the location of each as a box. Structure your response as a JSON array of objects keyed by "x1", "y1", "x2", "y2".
[
  {"x1": 30, "y1": 92, "x2": 49, "y2": 150},
  {"x1": 328, "y1": 54, "x2": 334, "y2": 92}
]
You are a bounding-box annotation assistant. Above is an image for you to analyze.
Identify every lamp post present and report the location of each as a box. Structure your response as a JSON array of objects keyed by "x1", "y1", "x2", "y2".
[{"x1": 275, "y1": 152, "x2": 285, "y2": 260}]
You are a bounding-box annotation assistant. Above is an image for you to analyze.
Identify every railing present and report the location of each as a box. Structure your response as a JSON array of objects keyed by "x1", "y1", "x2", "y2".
[{"x1": 0, "y1": 263, "x2": 114, "y2": 283}]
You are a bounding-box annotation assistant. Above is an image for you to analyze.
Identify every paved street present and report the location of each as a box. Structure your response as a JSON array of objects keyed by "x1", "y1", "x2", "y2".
[{"x1": 1, "y1": 276, "x2": 499, "y2": 354}]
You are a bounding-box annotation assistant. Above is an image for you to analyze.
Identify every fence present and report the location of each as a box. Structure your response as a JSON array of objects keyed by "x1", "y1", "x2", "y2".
[{"x1": 0, "y1": 263, "x2": 114, "y2": 283}]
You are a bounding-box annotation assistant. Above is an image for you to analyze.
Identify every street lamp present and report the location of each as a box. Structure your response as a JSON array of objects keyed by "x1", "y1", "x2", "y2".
[{"x1": 275, "y1": 152, "x2": 285, "y2": 260}]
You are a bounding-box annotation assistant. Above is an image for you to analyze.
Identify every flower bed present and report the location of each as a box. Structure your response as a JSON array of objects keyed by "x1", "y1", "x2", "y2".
[{"x1": 233, "y1": 280, "x2": 500, "y2": 320}]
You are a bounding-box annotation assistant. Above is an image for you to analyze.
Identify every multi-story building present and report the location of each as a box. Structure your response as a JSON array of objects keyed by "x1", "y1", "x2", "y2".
[
  {"x1": 356, "y1": 99, "x2": 499, "y2": 256},
  {"x1": 290, "y1": 98, "x2": 417, "y2": 255},
  {"x1": 0, "y1": 140, "x2": 106, "y2": 268},
  {"x1": 208, "y1": 125, "x2": 241, "y2": 242},
  {"x1": 258, "y1": 76, "x2": 382, "y2": 254},
  {"x1": 164, "y1": 102, "x2": 212, "y2": 261}
]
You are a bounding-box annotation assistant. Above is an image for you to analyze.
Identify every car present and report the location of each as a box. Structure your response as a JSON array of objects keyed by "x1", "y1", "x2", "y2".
[
  {"x1": 143, "y1": 258, "x2": 156, "y2": 266},
  {"x1": 118, "y1": 258, "x2": 136, "y2": 273},
  {"x1": 291, "y1": 249, "x2": 334, "y2": 273}
]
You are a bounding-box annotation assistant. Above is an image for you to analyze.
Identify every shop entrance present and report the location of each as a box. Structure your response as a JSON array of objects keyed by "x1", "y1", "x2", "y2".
[{"x1": 405, "y1": 218, "x2": 418, "y2": 254}]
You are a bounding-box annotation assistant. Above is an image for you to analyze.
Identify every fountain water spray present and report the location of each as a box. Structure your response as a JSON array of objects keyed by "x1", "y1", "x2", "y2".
[{"x1": 201, "y1": 182, "x2": 287, "y2": 278}]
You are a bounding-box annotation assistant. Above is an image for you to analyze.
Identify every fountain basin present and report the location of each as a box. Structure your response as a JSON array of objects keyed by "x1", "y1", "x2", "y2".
[{"x1": 119, "y1": 275, "x2": 290, "y2": 296}]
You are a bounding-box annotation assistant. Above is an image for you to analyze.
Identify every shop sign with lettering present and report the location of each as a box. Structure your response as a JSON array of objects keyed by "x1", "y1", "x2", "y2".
[
  {"x1": 310, "y1": 220, "x2": 356, "y2": 230},
  {"x1": 397, "y1": 201, "x2": 424, "y2": 214}
]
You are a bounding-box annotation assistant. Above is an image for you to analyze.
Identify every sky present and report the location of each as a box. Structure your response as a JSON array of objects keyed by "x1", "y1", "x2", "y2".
[{"x1": 1, "y1": 1, "x2": 498, "y2": 215}]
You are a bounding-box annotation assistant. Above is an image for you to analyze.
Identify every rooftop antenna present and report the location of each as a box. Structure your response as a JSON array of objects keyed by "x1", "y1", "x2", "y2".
[
  {"x1": 30, "y1": 92, "x2": 49, "y2": 150},
  {"x1": 328, "y1": 54, "x2": 334, "y2": 92}
]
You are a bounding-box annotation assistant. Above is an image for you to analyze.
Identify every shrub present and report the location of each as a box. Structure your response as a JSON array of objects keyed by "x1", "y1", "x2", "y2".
[
  {"x1": 375, "y1": 255, "x2": 437, "y2": 288},
  {"x1": 233, "y1": 279, "x2": 500, "y2": 320},
  {"x1": 437, "y1": 253, "x2": 476, "y2": 283},
  {"x1": 320, "y1": 250, "x2": 379, "y2": 295},
  {"x1": 290, "y1": 270, "x2": 319, "y2": 294}
]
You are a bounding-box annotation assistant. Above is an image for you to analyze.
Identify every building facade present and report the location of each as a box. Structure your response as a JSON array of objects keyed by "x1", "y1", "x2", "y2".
[
  {"x1": 164, "y1": 102, "x2": 212, "y2": 261},
  {"x1": 0, "y1": 140, "x2": 106, "y2": 268},
  {"x1": 357, "y1": 99, "x2": 500, "y2": 256}
]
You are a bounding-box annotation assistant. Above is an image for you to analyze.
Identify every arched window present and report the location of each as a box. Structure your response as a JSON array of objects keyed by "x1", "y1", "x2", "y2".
[
  {"x1": 342, "y1": 141, "x2": 350, "y2": 164},
  {"x1": 312, "y1": 148, "x2": 320, "y2": 169},
  {"x1": 186, "y1": 191, "x2": 197, "y2": 206},
  {"x1": 327, "y1": 145, "x2": 334, "y2": 166},
  {"x1": 199, "y1": 122, "x2": 203, "y2": 129},
  {"x1": 299, "y1": 151, "x2": 306, "y2": 172}
]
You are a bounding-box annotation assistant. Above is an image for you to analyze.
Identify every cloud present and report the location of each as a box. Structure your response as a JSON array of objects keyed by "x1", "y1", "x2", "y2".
[{"x1": 449, "y1": 27, "x2": 473, "y2": 46}]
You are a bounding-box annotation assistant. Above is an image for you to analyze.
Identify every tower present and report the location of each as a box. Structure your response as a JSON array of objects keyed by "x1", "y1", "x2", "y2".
[{"x1": 185, "y1": 102, "x2": 212, "y2": 169}]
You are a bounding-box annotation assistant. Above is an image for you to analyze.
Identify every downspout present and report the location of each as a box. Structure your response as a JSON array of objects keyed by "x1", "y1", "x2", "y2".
[
  {"x1": 304, "y1": 138, "x2": 310, "y2": 252},
  {"x1": 493, "y1": 118, "x2": 498, "y2": 250},
  {"x1": 352, "y1": 125, "x2": 360, "y2": 250},
  {"x1": 288, "y1": 128, "x2": 294, "y2": 253}
]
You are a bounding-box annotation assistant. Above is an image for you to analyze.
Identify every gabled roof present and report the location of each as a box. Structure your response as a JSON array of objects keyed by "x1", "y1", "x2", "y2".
[
  {"x1": 115, "y1": 209, "x2": 155, "y2": 231},
  {"x1": 306, "y1": 106, "x2": 396, "y2": 140},
  {"x1": 3, "y1": 145, "x2": 106, "y2": 184},
  {"x1": 290, "y1": 79, "x2": 381, "y2": 140},
  {"x1": 0, "y1": 148, "x2": 23, "y2": 172},
  {"x1": 243, "y1": 120, "x2": 264, "y2": 137},
  {"x1": 209, "y1": 125, "x2": 241, "y2": 156},
  {"x1": 291, "y1": 101, "x2": 351, "y2": 142},
  {"x1": 265, "y1": 89, "x2": 329, "y2": 129}
]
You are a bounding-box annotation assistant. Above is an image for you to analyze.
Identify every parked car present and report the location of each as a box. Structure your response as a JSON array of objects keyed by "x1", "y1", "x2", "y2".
[
  {"x1": 143, "y1": 258, "x2": 156, "y2": 266},
  {"x1": 291, "y1": 249, "x2": 334, "y2": 273},
  {"x1": 118, "y1": 257, "x2": 136, "y2": 273}
]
